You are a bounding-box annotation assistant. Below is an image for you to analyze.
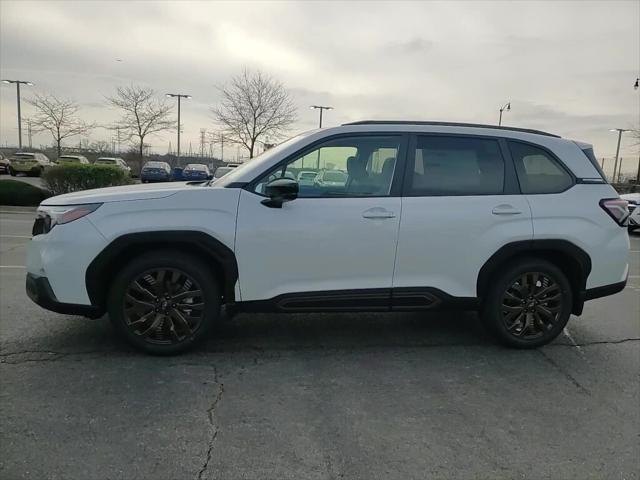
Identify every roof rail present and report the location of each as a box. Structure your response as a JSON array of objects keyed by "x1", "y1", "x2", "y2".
[{"x1": 342, "y1": 120, "x2": 560, "y2": 138}]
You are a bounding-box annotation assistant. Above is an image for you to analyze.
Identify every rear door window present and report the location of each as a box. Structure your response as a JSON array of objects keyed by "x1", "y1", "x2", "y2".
[{"x1": 407, "y1": 135, "x2": 505, "y2": 196}]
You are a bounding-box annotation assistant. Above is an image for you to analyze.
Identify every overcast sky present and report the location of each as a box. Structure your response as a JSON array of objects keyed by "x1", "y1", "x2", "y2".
[{"x1": 1, "y1": 0, "x2": 639, "y2": 166}]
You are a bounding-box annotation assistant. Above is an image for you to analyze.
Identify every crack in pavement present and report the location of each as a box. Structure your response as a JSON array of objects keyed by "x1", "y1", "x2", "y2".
[
  {"x1": 538, "y1": 349, "x2": 590, "y2": 396},
  {"x1": 1, "y1": 337, "x2": 638, "y2": 365},
  {"x1": 197, "y1": 366, "x2": 224, "y2": 480},
  {"x1": 0, "y1": 349, "x2": 117, "y2": 364}
]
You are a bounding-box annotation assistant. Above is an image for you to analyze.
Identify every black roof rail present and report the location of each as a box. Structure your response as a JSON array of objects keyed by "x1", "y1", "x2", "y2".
[{"x1": 342, "y1": 120, "x2": 561, "y2": 138}]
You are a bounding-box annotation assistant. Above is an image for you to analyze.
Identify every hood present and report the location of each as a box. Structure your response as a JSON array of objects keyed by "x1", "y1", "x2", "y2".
[
  {"x1": 620, "y1": 193, "x2": 640, "y2": 204},
  {"x1": 42, "y1": 181, "x2": 199, "y2": 206}
]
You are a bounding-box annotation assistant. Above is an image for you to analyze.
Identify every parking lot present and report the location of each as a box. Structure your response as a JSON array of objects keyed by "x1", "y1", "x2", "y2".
[{"x1": 0, "y1": 208, "x2": 638, "y2": 480}]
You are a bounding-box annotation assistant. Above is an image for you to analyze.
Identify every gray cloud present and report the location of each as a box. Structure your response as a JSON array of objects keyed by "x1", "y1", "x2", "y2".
[{"x1": 1, "y1": 0, "x2": 638, "y2": 159}]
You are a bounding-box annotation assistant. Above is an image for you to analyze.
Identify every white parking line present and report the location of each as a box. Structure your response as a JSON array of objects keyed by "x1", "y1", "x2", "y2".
[
  {"x1": 0, "y1": 265, "x2": 25, "y2": 269},
  {"x1": 0, "y1": 235, "x2": 31, "y2": 239}
]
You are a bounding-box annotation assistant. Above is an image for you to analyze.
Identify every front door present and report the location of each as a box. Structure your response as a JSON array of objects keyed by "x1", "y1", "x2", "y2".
[{"x1": 235, "y1": 134, "x2": 408, "y2": 307}]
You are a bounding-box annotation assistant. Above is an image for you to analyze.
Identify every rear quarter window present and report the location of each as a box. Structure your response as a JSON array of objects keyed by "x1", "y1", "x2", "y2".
[{"x1": 508, "y1": 141, "x2": 574, "y2": 194}]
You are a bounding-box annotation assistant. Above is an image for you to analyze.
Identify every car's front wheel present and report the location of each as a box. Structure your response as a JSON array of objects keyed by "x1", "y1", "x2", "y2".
[
  {"x1": 108, "y1": 251, "x2": 220, "y2": 354},
  {"x1": 482, "y1": 258, "x2": 572, "y2": 348}
]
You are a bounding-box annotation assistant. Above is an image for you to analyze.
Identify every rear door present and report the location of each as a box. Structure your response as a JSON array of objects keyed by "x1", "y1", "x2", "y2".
[{"x1": 393, "y1": 134, "x2": 533, "y2": 305}]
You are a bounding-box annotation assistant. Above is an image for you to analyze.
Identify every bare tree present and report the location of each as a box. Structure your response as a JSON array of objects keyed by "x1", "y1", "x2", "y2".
[
  {"x1": 212, "y1": 69, "x2": 297, "y2": 159},
  {"x1": 28, "y1": 93, "x2": 95, "y2": 157},
  {"x1": 107, "y1": 85, "x2": 175, "y2": 161}
]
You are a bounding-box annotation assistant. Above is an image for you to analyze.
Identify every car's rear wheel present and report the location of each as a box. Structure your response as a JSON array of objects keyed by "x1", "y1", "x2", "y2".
[
  {"x1": 108, "y1": 251, "x2": 220, "y2": 355},
  {"x1": 9, "y1": 167, "x2": 16, "y2": 176},
  {"x1": 482, "y1": 258, "x2": 572, "y2": 349}
]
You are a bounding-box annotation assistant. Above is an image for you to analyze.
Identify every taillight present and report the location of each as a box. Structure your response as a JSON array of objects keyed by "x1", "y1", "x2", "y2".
[{"x1": 599, "y1": 198, "x2": 629, "y2": 226}]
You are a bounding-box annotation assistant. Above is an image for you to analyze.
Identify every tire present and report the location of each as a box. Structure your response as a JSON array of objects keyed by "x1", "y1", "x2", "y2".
[
  {"x1": 481, "y1": 257, "x2": 573, "y2": 349},
  {"x1": 9, "y1": 168, "x2": 16, "y2": 176},
  {"x1": 107, "y1": 250, "x2": 221, "y2": 355}
]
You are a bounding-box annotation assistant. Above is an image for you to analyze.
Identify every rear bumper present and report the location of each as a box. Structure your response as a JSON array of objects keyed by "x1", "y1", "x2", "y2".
[
  {"x1": 582, "y1": 279, "x2": 627, "y2": 301},
  {"x1": 26, "y1": 273, "x2": 104, "y2": 318},
  {"x1": 141, "y1": 174, "x2": 171, "y2": 182},
  {"x1": 12, "y1": 164, "x2": 40, "y2": 173}
]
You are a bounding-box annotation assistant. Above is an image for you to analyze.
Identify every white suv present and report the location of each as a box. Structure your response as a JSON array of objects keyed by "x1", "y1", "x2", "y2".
[{"x1": 26, "y1": 122, "x2": 630, "y2": 354}]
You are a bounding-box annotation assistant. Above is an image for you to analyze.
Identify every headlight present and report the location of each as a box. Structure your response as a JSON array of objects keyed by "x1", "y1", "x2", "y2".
[{"x1": 36, "y1": 203, "x2": 102, "y2": 231}]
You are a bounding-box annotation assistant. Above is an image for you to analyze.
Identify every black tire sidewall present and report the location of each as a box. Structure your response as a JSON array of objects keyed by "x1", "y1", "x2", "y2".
[
  {"x1": 482, "y1": 258, "x2": 573, "y2": 349},
  {"x1": 108, "y1": 251, "x2": 220, "y2": 355}
]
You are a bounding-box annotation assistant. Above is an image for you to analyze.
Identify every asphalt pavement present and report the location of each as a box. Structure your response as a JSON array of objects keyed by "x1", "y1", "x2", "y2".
[{"x1": 1, "y1": 208, "x2": 639, "y2": 480}]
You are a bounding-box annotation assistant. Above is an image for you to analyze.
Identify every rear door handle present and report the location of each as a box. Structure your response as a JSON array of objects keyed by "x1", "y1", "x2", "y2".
[
  {"x1": 362, "y1": 207, "x2": 396, "y2": 219},
  {"x1": 492, "y1": 204, "x2": 522, "y2": 215}
]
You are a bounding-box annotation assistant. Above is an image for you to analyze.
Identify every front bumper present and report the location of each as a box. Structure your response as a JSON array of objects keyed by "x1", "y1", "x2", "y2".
[{"x1": 26, "y1": 273, "x2": 104, "y2": 318}]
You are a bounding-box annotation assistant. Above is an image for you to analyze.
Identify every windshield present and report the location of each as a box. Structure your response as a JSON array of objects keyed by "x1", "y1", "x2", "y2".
[
  {"x1": 186, "y1": 164, "x2": 207, "y2": 171},
  {"x1": 143, "y1": 162, "x2": 166, "y2": 169},
  {"x1": 212, "y1": 131, "x2": 314, "y2": 186},
  {"x1": 59, "y1": 156, "x2": 81, "y2": 162},
  {"x1": 96, "y1": 159, "x2": 116, "y2": 164},
  {"x1": 13, "y1": 153, "x2": 36, "y2": 159}
]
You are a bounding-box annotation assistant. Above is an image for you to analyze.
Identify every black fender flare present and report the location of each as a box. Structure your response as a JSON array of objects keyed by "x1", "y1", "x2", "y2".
[
  {"x1": 85, "y1": 231, "x2": 239, "y2": 308},
  {"x1": 476, "y1": 240, "x2": 592, "y2": 314}
]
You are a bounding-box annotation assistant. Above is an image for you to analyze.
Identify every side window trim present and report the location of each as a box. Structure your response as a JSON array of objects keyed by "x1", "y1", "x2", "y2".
[
  {"x1": 245, "y1": 132, "x2": 410, "y2": 198},
  {"x1": 507, "y1": 139, "x2": 576, "y2": 195},
  {"x1": 401, "y1": 133, "x2": 513, "y2": 197}
]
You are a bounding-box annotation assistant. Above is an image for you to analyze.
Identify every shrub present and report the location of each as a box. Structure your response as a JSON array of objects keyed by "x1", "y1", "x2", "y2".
[
  {"x1": 42, "y1": 164, "x2": 133, "y2": 195},
  {"x1": 0, "y1": 179, "x2": 51, "y2": 206}
]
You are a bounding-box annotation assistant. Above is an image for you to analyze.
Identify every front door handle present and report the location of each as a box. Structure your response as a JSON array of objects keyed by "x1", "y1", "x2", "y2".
[
  {"x1": 362, "y1": 207, "x2": 396, "y2": 219},
  {"x1": 492, "y1": 204, "x2": 522, "y2": 215}
]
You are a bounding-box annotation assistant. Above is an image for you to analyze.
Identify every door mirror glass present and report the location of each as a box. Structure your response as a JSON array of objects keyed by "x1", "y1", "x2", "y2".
[{"x1": 261, "y1": 178, "x2": 299, "y2": 208}]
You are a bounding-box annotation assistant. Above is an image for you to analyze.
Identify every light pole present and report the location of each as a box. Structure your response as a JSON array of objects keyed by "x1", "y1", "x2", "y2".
[
  {"x1": 311, "y1": 105, "x2": 333, "y2": 128},
  {"x1": 2, "y1": 79, "x2": 34, "y2": 149},
  {"x1": 498, "y1": 102, "x2": 510, "y2": 126},
  {"x1": 635, "y1": 78, "x2": 639, "y2": 184},
  {"x1": 610, "y1": 128, "x2": 629, "y2": 183},
  {"x1": 166, "y1": 93, "x2": 191, "y2": 164}
]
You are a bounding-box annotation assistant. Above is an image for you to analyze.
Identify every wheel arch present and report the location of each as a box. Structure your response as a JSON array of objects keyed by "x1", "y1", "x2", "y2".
[
  {"x1": 477, "y1": 240, "x2": 591, "y2": 315},
  {"x1": 85, "y1": 231, "x2": 238, "y2": 309}
]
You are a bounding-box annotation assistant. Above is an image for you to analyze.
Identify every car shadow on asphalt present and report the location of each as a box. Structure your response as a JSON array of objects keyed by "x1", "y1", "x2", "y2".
[
  {"x1": 3, "y1": 310, "x2": 494, "y2": 358},
  {"x1": 202, "y1": 310, "x2": 492, "y2": 353}
]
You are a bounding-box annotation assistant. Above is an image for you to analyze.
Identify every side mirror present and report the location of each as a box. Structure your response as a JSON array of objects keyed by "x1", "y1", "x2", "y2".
[{"x1": 261, "y1": 178, "x2": 299, "y2": 208}]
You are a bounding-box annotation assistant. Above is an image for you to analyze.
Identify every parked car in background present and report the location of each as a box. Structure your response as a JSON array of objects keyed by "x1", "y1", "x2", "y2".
[
  {"x1": 9, "y1": 152, "x2": 53, "y2": 177},
  {"x1": 297, "y1": 170, "x2": 318, "y2": 186},
  {"x1": 213, "y1": 166, "x2": 235, "y2": 180},
  {"x1": 314, "y1": 169, "x2": 348, "y2": 189},
  {"x1": 56, "y1": 155, "x2": 90, "y2": 165},
  {"x1": 140, "y1": 161, "x2": 172, "y2": 183},
  {"x1": 0, "y1": 153, "x2": 9, "y2": 174},
  {"x1": 95, "y1": 157, "x2": 131, "y2": 176},
  {"x1": 620, "y1": 192, "x2": 639, "y2": 232},
  {"x1": 182, "y1": 163, "x2": 211, "y2": 181}
]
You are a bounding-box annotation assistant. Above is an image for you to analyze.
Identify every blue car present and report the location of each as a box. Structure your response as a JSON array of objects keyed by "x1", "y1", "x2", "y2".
[
  {"x1": 182, "y1": 163, "x2": 212, "y2": 181},
  {"x1": 140, "y1": 161, "x2": 172, "y2": 183}
]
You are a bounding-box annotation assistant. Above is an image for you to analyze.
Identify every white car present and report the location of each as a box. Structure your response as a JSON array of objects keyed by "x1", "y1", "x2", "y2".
[
  {"x1": 26, "y1": 121, "x2": 630, "y2": 354},
  {"x1": 95, "y1": 157, "x2": 131, "y2": 175},
  {"x1": 620, "y1": 192, "x2": 639, "y2": 232}
]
